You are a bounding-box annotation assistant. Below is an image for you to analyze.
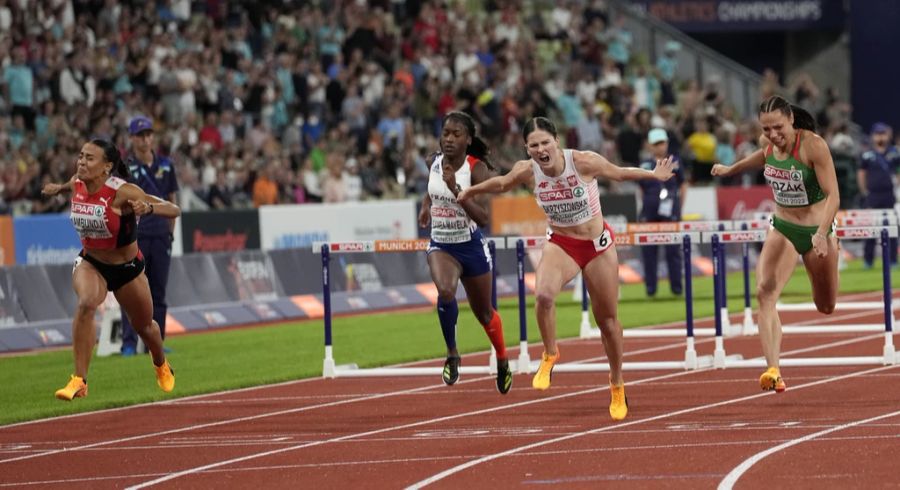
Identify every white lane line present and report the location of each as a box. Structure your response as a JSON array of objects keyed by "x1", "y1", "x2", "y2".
[
  {"x1": 717, "y1": 409, "x2": 900, "y2": 490},
  {"x1": 1, "y1": 335, "x2": 698, "y2": 464},
  {"x1": 124, "y1": 369, "x2": 699, "y2": 489},
  {"x1": 0, "y1": 379, "x2": 479, "y2": 465},
  {"x1": 9, "y1": 433, "x2": 900, "y2": 487},
  {"x1": 406, "y1": 364, "x2": 900, "y2": 489}
]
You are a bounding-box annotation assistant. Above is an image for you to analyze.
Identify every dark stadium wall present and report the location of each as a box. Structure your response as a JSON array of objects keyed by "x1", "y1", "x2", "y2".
[{"x1": 849, "y1": 0, "x2": 900, "y2": 132}]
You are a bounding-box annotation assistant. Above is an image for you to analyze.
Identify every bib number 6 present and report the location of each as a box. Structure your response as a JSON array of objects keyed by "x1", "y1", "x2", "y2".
[{"x1": 594, "y1": 229, "x2": 612, "y2": 252}]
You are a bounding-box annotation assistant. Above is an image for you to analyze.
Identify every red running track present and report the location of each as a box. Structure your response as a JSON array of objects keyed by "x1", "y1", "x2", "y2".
[{"x1": 1, "y1": 292, "x2": 898, "y2": 489}]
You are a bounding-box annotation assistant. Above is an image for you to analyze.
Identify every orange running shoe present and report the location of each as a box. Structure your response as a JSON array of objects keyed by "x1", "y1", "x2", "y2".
[
  {"x1": 532, "y1": 350, "x2": 560, "y2": 390},
  {"x1": 759, "y1": 367, "x2": 786, "y2": 393},
  {"x1": 55, "y1": 375, "x2": 88, "y2": 401},
  {"x1": 155, "y1": 360, "x2": 175, "y2": 392},
  {"x1": 609, "y1": 383, "x2": 628, "y2": 421}
]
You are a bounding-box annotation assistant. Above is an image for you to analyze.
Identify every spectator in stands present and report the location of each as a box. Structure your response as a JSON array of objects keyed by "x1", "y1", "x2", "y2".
[
  {"x1": 252, "y1": 161, "x2": 280, "y2": 207},
  {"x1": 712, "y1": 95, "x2": 840, "y2": 394},
  {"x1": 43, "y1": 138, "x2": 176, "y2": 401},
  {"x1": 2, "y1": 46, "x2": 35, "y2": 130},
  {"x1": 119, "y1": 116, "x2": 179, "y2": 356},
  {"x1": 714, "y1": 126, "x2": 738, "y2": 186},
  {"x1": 638, "y1": 128, "x2": 686, "y2": 297},
  {"x1": 685, "y1": 117, "x2": 716, "y2": 184},
  {"x1": 322, "y1": 152, "x2": 347, "y2": 203},
  {"x1": 417, "y1": 111, "x2": 511, "y2": 395},
  {"x1": 857, "y1": 122, "x2": 900, "y2": 268},
  {"x1": 458, "y1": 116, "x2": 675, "y2": 420}
]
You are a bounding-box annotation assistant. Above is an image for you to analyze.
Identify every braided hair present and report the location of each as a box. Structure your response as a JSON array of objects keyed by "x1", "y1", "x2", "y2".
[{"x1": 759, "y1": 95, "x2": 817, "y2": 132}]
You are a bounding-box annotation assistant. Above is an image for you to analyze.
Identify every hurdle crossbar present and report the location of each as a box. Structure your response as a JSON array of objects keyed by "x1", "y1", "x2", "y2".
[
  {"x1": 508, "y1": 230, "x2": 704, "y2": 371},
  {"x1": 316, "y1": 237, "x2": 509, "y2": 378},
  {"x1": 703, "y1": 225, "x2": 898, "y2": 368}
]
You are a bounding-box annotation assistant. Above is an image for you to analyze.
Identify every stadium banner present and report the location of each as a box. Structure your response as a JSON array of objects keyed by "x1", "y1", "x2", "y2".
[
  {"x1": 181, "y1": 209, "x2": 260, "y2": 253},
  {"x1": 717, "y1": 185, "x2": 776, "y2": 220},
  {"x1": 12, "y1": 213, "x2": 82, "y2": 265},
  {"x1": 0, "y1": 215, "x2": 14, "y2": 266},
  {"x1": 259, "y1": 200, "x2": 417, "y2": 250},
  {"x1": 681, "y1": 186, "x2": 718, "y2": 220},
  {"x1": 631, "y1": 0, "x2": 845, "y2": 32},
  {"x1": 490, "y1": 194, "x2": 638, "y2": 236}
]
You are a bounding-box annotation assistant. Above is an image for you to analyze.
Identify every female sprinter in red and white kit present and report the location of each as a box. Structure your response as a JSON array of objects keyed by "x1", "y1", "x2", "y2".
[
  {"x1": 418, "y1": 111, "x2": 511, "y2": 394},
  {"x1": 459, "y1": 117, "x2": 674, "y2": 420},
  {"x1": 43, "y1": 138, "x2": 178, "y2": 400}
]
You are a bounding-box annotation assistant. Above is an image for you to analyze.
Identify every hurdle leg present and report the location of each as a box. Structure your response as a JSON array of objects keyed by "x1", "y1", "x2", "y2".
[
  {"x1": 515, "y1": 240, "x2": 532, "y2": 374},
  {"x1": 712, "y1": 235, "x2": 727, "y2": 368},
  {"x1": 881, "y1": 228, "x2": 896, "y2": 365},
  {"x1": 321, "y1": 245, "x2": 337, "y2": 378}
]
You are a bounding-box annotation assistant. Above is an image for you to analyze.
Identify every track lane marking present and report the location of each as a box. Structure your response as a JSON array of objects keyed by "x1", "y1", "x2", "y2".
[
  {"x1": 717, "y1": 409, "x2": 900, "y2": 489},
  {"x1": 407, "y1": 364, "x2": 900, "y2": 489}
]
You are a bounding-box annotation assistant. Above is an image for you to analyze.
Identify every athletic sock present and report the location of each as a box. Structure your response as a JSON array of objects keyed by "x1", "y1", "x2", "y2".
[
  {"x1": 481, "y1": 309, "x2": 507, "y2": 359},
  {"x1": 437, "y1": 298, "x2": 459, "y2": 350}
]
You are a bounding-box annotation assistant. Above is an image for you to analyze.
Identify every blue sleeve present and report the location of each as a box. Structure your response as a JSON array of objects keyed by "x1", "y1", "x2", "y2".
[
  {"x1": 161, "y1": 158, "x2": 180, "y2": 195},
  {"x1": 858, "y1": 152, "x2": 871, "y2": 171}
]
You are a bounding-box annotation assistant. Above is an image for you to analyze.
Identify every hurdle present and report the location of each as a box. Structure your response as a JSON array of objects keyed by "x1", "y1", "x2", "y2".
[
  {"x1": 704, "y1": 225, "x2": 898, "y2": 368},
  {"x1": 578, "y1": 220, "x2": 744, "y2": 339},
  {"x1": 507, "y1": 232, "x2": 712, "y2": 372},
  {"x1": 316, "y1": 238, "x2": 509, "y2": 378}
]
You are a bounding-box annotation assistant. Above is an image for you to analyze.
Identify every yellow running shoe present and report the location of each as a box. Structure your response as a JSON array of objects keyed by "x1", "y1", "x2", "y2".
[
  {"x1": 155, "y1": 360, "x2": 175, "y2": 392},
  {"x1": 609, "y1": 383, "x2": 628, "y2": 421},
  {"x1": 759, "y1": 367, "x2": 786, "y2": 392},
  {"x1": 55, "y1": 375, "x2": 87, "y2": 401},
  {"x1": 532, "y1": 350, "x2": 559, "y2": 390}
]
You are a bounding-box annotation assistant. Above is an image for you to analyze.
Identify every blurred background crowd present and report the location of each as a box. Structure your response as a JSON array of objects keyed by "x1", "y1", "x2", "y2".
[{"x1": 0, "y1": 0, "x2": 875, "y2": 216}]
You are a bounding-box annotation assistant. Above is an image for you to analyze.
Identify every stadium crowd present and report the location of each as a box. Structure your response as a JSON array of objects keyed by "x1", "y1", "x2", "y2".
[{"x1": 0, "y1": 0, "x2": 868, "y2": 215}]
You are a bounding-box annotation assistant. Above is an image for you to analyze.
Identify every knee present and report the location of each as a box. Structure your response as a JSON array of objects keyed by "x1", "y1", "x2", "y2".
[
  {"x1": 756, "y1": 280, "x2": 778, "y2": 305},
  {"x1": 435, "y1": 285, "x2": 457, "y2": 304},
  {"x1": 475, "y1": 309, "x2": 494, "y2": 326},
  {"x1": 74, "y1": 302, "x2": 96, "y2": 320},
  {"x1": 534, "y1": 290, "x2": 556, "y2": 311},
  {"x1": 595, "y1": 317, "x2": 618, "y2": 335},
  {"x1": 815, "y1": 300, "x2": 835, "y2": 315}
]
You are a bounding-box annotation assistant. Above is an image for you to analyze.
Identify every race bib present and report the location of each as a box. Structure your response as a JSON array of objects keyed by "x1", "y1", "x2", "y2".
[{"x1": 593, "y1": 228, "x2": 613, "y2": 252}]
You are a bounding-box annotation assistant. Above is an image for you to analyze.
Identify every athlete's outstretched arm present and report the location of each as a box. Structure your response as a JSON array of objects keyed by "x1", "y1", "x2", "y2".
[
  {"x1": 573, "y1": 150, "x2": 674, "y2": 182},
  {"x1": 116, "y1": 183, "x2": 181, "y2": 218},
  {"x1": 712, "y1": 136, "x2": 768, "y2": 177},
  {"x1": 457, "y1": 160, "x2": 533, "y2": 202},
  {"x1": 41, "y1": 175, "x2": 76, "y2": 196}
]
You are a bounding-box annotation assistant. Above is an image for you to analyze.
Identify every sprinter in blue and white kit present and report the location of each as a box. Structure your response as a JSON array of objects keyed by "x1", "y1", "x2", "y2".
[{"x1": 417, "y1": 111, "x2": 511, "y2": 394}]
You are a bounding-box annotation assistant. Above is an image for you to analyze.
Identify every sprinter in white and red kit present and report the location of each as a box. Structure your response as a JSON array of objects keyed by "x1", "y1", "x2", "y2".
[{"x1": 459, "y1": 117, "x2": 674, "y2": 420}]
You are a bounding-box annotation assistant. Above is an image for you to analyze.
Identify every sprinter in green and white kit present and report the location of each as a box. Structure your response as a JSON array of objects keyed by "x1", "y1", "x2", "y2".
[{"x1": 712, "y1": 95, "x2": 840, "y2": 394}]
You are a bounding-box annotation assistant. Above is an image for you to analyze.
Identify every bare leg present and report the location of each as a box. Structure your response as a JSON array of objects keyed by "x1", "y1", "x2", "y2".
[
  {"x1": 533, "y1": 242, "x2": 581, "y2": 355},
  {"x1": 115, "y1": 274, "x2": 167, "y2": 367},
  {"x1": 755, "y1": 230, "x2": 799, "y2": 369},
  {"x1": 583, "y1": 246, "x2": 625, "y2": 385},
  {"x1": 802, "y1": 235, "x2": 840, "y2": 314},
  {"x1": 71, "y1": 263, "x2": 108, "y2": 378}
]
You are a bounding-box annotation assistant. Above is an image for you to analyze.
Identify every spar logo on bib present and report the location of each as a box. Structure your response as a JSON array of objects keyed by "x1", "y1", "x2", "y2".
[
  {"x1": 573, "y1": 187, "x2": 585, "y2": 198},
  {"x1": 790, "y1": 169, "x2": 802, "y2": 182}
]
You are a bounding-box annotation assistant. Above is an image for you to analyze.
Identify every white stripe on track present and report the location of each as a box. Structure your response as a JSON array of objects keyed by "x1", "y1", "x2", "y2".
[
  {"x1": 717, "y1": 408, "x2": 900, "y2": 489},
  {"x1": 406, "y1": 364, "x2": 900, "y2": 489}
]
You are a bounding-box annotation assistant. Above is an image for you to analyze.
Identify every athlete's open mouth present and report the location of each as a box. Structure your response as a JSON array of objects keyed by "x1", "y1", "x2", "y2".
[{"x1": 538, "y1": 154, "x2": 551, "y2": 163}]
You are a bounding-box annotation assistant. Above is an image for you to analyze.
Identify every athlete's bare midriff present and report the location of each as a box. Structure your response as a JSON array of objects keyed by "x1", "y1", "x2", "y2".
[
  {"x1": 548, "y1": 212, "x2": 606, "y2": 240},
  {"x1": 775, "y1": 199, "x2": 828, "y2": 227},
  {"x1": 84, "y1": 241, "x2": 140, "y2": 265}
]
